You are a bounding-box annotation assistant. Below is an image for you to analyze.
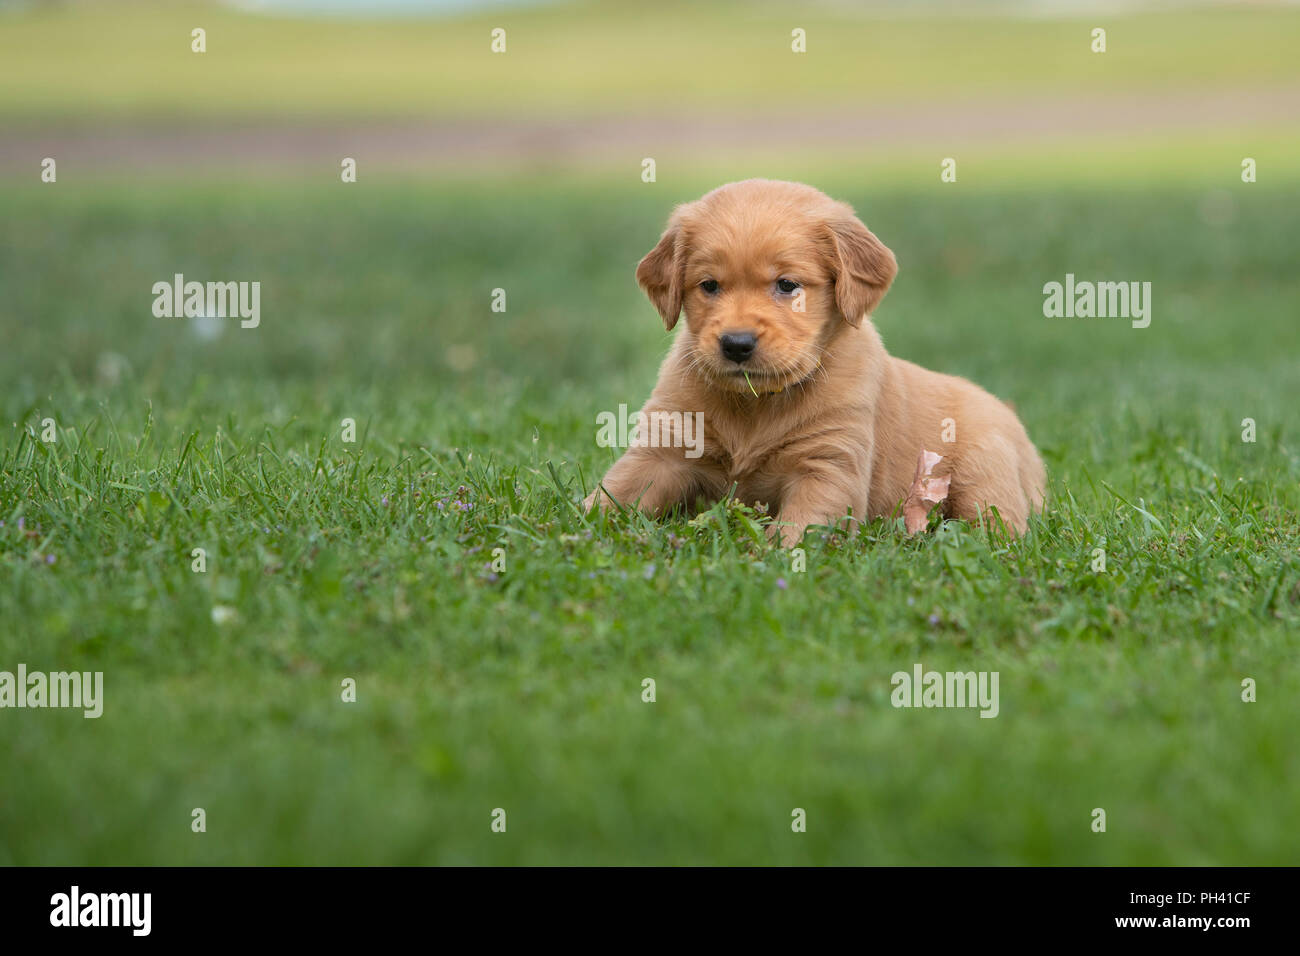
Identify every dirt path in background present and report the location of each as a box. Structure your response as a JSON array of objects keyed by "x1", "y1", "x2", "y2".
[{"x1": 3, "y1": 87, "x2": 1297, "y2": 173}]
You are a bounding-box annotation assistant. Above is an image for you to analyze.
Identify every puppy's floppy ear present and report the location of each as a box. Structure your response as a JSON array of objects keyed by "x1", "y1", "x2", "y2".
[
  {"x1": 825, "y1": 217, "x2": 898, "y2": 327},
  {"x1": 636, "y1": 222, "x2": 685, "y2": 331}
]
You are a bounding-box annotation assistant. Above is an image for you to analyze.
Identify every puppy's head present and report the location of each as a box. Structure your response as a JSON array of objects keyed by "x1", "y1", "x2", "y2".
[{"x1": 636, "y1": 179, "x2": 897, "y2": 394}]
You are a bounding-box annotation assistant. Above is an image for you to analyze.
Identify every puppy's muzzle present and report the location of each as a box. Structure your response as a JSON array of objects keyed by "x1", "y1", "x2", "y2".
[{"x1": 719, "y1": 331, "x2": 758, "y2": 364}]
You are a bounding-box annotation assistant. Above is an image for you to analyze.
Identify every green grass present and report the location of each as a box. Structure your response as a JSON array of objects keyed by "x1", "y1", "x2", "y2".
[
  {"x1": 2, "y1": 0, "x2": 1299, "y2": 120},
  {"x1": 2, "y1": 169, "x2": 1297, "y2": 864}
]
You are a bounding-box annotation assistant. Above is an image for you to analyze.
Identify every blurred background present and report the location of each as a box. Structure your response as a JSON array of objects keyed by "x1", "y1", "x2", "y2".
[{"x1": 2, "y1": 0, "x2": 1298, "y2": 412}]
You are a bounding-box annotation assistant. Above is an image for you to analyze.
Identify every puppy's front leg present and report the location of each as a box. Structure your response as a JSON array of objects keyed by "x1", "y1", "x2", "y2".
[
  {"x1": 584, "y1": 447, "x2": 702, "y2": 517},
  {"x1": 772, "y1": 464, "x2": 868, "y2": 548}
]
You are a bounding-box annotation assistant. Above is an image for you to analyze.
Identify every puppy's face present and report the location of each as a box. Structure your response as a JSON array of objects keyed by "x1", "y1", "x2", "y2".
[{"x1": 636, "y1": 180, "x2": 898, "y2": 394}]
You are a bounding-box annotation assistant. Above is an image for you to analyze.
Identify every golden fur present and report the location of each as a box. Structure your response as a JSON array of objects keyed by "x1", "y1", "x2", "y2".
[{"x1": 585, "y1": 179, "x2": 1046, "y2": 546}]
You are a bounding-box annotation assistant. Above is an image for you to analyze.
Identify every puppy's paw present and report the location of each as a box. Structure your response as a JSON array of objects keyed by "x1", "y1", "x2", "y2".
[
  {"x1": 583, "y1": 487, "x2": 620, "y2": 515},
  {"x1": 768, "y1": 519, "x2": 807, "y2": 549}
]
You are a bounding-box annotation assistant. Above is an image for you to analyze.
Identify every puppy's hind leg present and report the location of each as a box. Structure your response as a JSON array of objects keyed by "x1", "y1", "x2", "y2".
[
  {"x1": 945, "y1": 434, "x2": 1032, "y2": 535},
  {"x1": 1018, "y1": 440, "x2": 1047, "y2": 516}
]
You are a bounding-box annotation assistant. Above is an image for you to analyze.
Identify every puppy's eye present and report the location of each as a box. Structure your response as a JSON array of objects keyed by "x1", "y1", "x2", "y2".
[
  {"x1": 699, "y1": 279, "x2": 720, "y2": 295},
  {"x1": 775, "y1": 278, "x2": 800, "y2": 294}
]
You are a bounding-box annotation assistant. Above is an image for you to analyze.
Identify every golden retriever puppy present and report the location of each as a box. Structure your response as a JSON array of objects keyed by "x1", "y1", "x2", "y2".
[{"x1": 584, "y1": 179, "x2": 1045, "y2": 546}]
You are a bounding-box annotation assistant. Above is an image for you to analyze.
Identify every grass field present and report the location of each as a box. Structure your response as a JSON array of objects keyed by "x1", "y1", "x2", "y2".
[
  {"x1": 1, "y1": 0, "x2": 1298, "y2": 866},
  {"x1": 2, "y1": 167, "x2": 1298, "y2": 864}
]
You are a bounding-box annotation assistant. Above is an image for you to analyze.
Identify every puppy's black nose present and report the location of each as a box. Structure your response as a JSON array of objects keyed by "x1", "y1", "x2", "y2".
[{"x1": 719, "y1": 332, "x2": 758, "y2": 363}]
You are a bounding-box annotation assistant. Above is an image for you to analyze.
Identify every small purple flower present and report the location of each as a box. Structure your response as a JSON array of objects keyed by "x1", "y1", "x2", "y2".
[
  {"x1": 643, "y1": 564, "x2": 656, "y2": 579},
  {"x1": 17, "y1": 517, "x2": 24, "y2": 531},
  {"x1": 776, "y1": 577, "x2": 788, "y2": 590},
  {"x1": 486, "y1": 572, "x2": 499, "y2": 583},
  {"x1": 928, "y1": 613, "x2": 941, "y2": 626},
  {"x1": 381, "y1": 495, "x2": 389, "y2": 506},
  {"x1": 46, "y1": 554, "x2": 56, "y2": 565}
]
